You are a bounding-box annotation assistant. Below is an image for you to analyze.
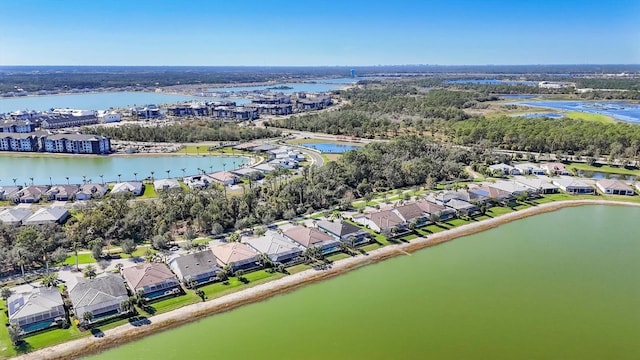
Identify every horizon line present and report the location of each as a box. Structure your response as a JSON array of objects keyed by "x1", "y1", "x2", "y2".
[{"x1": 1, "y1": 63, "x2": 640, "y2": 67}]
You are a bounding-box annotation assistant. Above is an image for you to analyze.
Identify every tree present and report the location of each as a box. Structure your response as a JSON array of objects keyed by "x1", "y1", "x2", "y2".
[
  {"x1": 228, "y1": 232, "x2": 240, "y2": 242},
  {"x1": 82, "y1": 311, "x2": 94, "y2": 324},
  {"x1": 121, "y1": 238, "x2": 137, "y2": 257},
  {"x1": 152, "y1": 234, "x2": 169, "y2": 250},
  {"x1": 120, "y1": 299, "x2": 133, "y2": 314},
  {"x1": 216, "y1": 269, "x2": 228, "y2": 282},
  {"x1": 195, "y1": 289, "x2": 205, "y2": 302},
  {"x1": 41, "y1": 272, "x2": 59, "y2": 288},
  {"x1": 283, "y1": 209, "x2": 296, "y2": 220},
  {"x1": 144, "y1": 248, "x2": 155, "y2": 262},
  {"x1": 211, "y1": 222, "x2": 224, "y2": 236},
  {"x1": 83, "y1": 264, "x2": 97, "y2": 279},
  {"x1": 90, "y1": 240, "x2": 103, "y2": 261},
  {"x1": 257, "y1": 252, "x2": 272, "y2": 269},
  {"x1": 185, "y1": 277, "x2": 197, "y2": 289},
  {"x1": 7, "y1": 324, "x2": 22, "y2": 345},
  {"x1": 1, "y1": 287, "x2": 12, "y2": 300},
  {"x1": 429, "y1": 212, "x2": 440, "y2": 224},
  {"x1": 235, "y1": 269, "x2": 246, "y2": 281}
]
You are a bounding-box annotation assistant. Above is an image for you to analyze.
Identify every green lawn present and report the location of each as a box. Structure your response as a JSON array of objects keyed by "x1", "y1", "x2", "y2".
[
  {"x1": 140, "y1": 184, "x2": 157, "y2": 198},
  {"x1": 564, "y1": 111, "x2": 614, "y2": 123},
  {"x1": 567, "y1": 162, "x2": 640, "y2": 177},
  {"x1": 62, "y1": 253, "x2": 96, "y2": 266}
]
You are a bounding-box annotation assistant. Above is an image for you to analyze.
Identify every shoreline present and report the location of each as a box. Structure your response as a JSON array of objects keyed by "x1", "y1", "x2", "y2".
[{"x1": 13, "y1": 199, "x2": 640, "y2": 360}]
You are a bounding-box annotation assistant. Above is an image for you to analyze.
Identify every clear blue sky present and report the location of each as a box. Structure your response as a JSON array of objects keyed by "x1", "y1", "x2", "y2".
[{"x1": 1, "y1": 0, "x2": 638, "y2": 66}]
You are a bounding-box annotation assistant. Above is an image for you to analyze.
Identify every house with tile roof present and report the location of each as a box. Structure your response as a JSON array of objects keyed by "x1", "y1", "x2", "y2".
[
  {"x1": 76, "y1": 183, "x2": 108, "y2": 200},
  {"x1": 69, "y1": 274, "x2": 130, "y2": 323},
  {"x1": 415, "y1": 199, "x2": 456, "y2": 221},
  {"x1": 244, "y1": 230, "x2": 304, "y2": 264},
  {"x1": 8, "y1": 287, "x2": 65, "y2": 333},
  {"x1": 316, "y1": 219, "x2": 370, "y2": 246},
  {"x1": 121, "y1": 263, "x2": 181, "y2": 301},
  {"x1": 551, "y1": 178, "x2": 595, "y2": 194},
  {"x1": 352, "y1": 209, "x2": 407, "y2": 234},
  {"x1": 596, "y1": 179, "x2": 634, "y2": 196},
  {"x1": 168, "y1": 251, "x2": 221, "y2": 287},
  {"x1": 515, "y1": 178, "x2": 559, "y2": 194},
  {"x1": 283, "y1": 226, "x2": 342, "y2": 255},
  {"x1": 210, "y1": 242, "x2": 260, "y2": 272},
  {"x1": 46, "y1": 184, "x2": 79, "y2": 201}
]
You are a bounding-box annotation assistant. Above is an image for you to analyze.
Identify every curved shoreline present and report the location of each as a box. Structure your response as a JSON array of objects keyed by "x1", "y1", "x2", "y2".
[{"x1": 14, "y1": 199, "x2": 640, "y2": 360}]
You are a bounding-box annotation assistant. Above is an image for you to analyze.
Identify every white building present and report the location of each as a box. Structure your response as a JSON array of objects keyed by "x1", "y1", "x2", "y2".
[{"x1": 97, "y1": 110, "x2": 121, "y2": 123}]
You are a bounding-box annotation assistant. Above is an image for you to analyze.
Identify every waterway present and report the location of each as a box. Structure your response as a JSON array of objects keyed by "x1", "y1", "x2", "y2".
[
  {"x1": 511, "y1": 112, "x2": 563, "y2": 119},
  {"x1": 207, "y1": 77, "x2": 362, "y2": 95},
  {"x1": 0, "y1": 92, "x2": 249, "y2": 113},
  {"x1": 447, "y1": 79, "x2": 539, "y2": 86},
  {"x1": 0, "y1": 154, "x2": 248, "y2": 186},
  {"x1": 89, "y1": 205, "x2": 640, "y2": 359},
  {"x1": 514, "y1": 100, "x2": 640, "y2": 123},
  {"x1": 299, "y1": 142, "x2": 361, "y2": 153}
]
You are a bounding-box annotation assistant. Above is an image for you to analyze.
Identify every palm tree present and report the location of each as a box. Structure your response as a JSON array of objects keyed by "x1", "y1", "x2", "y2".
[
  {"x1": 133, "y1": 172, "x2": 138, "y2": 181},
  {"x1": 166, "y1": 170, "x2": 170, "y2": 179},
  {"x1": 195, "y1": 289, "x2": 205, "y2": 302},
  {"x1": 100, "y1": 174, "x2": 104, "y2": 185},
  {"x1": 119, "y1": 299, "x2": 132, "y2": 314},
  {"x1": 65, "y1": 176, "x2": 69, "y2": 185},
  {"x1": 185, "y1": 277, "x2": 197, "y2": 289},
  {"x1": 7, "y1": 324, "x2": 22, "y2": 345},
  {"x1": 72, "y1": 241, "x2": 81, "y2": 271},
  {"x1": 82, "y1": 311, "x2": 94, "y2": 324},
  {"x1": 150, "y1": 171, "x2": 155, "y2": 182},
  {"x1": 49, "y1": 176, "x2": 52, "y2": 186},
  {"x1": 257, "y1": 253, "x2": 272, "y2": 269},
  {"x1": 82, "y1": 175, "x2": 87, "y2": 184},
  {"x1": 12, "y1": 178, "x2": 17, "y2": 186},
  {"x1": 41, "y1": 272, "x2": 59, "y2": 288},
  {"x1": 83, "y1": 264, "x2": 97, "y2": 279},
  {"x1": 181, "y1": 168, "x2": 186, "y2": 179},
  {"x1": 117, "y1": 174, "x2": 122, "y2": 182},
  {"x1": 29, "y1": 177, "x2": 34, "y2": 185}
]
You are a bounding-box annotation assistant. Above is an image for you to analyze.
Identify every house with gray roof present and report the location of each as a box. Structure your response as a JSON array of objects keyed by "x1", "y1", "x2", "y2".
[
  {"x1": 596, "y1": 179, "x2": 634, "y2": 196},
  {"x1": 515, "y1": 178, "x2": 559, "y2": 194},
  {"x1": 23, "y1": 207, "x2": 69, "y2": 225},
  {"x1": 46, "y1": 184, "x2": 79, "y2": 201},
  {"x1": 488, "y1": 181, "x2": 532, "y2": 198},
  {"x1": 253, "y1": 163, "x2": 278, "y2": 174},
  {"x1": 353, "y1": 209, "x2": 407, "y2": 235},
  {"x1": 111, "y1": 181, "x2": 143, "y2": 196},
  {"x1": 231, "y1": 167, "x2": 264, "y2": 179},
  {"x1": 0, "y1": 208, "x2": 33, "y2": 225},
  {"x1": 415, "y1": 199, "x2": 456, "y2": 221},
  {"x1": 153, "y1": 178, "x2": 181, "y2": 192},
  {"x1": 76, "y1": 183, "x2": 108, "y2": 200},
  {"x1": 283, "y1": 226, "x2": 342, "y2": 255},
  {"x1": 244, "y1": 230, "x2": 304, "y2": 265},
  {"x1": 0, "y1": 186, "x2": 21, "y2": 201},
  {"x1": 489, "y1": 163, "x2": 520, "y2": 176},
  {"x1": 444, "y1": 198, "x2": 481, "y2": 217},
  {"x1": 8, "y1": 287, "x2": 65, "y2": 333},
  {"x1": 13, "y1": 186, "x2": 48, "y2": 203},
  {"x1": 316, "y1": 219, "x2": 369, "y2": 246},
  {"x1": 514, "y1": 163, "x2": 545, "y2": 175},
  {"x1": 168, "y1": 251, "x2": 221, "y2": 287},
  {"x1": 69, "y1": 274, "x2": 130, "y2": 324},
  {"x1": 122, "y1": 263, "x2": 181, "y2": 301},
  {"x1": 551, "y1": 178, "x2": 595, "y2": 194}
]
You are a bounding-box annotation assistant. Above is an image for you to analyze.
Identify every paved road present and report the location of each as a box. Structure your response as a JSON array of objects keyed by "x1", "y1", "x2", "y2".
[{"x1": 290, "y1": 144, "x2": 324, "y2": 167}]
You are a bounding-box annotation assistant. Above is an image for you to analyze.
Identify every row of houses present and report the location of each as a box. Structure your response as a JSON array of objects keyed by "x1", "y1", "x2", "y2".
[
  {"x1": 0, "y1": 132, "x2": 111, "y2": 154},
  {"x1": 231, "y1": 143, "x2": 306, "y2": 172},
  {"x1": 0, "y1": 206, "x2": 69, "y2": 226},
  {"x1": 0, "y1": 182, "x2": 144, "y2": 208},
  {"x1": 4, "y1": 109, "x2": 120, "y2": 130},
  {"x1": 7, "y1": 218, "x2": 371, "y2": 333},
  {"x1": 488, "y1": 162, "x2": 571, "y2": 176}
]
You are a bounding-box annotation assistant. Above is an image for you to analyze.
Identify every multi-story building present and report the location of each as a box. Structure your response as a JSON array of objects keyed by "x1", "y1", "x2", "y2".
[
  {"x1": 41, "y1": 133, "x2": 111, "y2": 154},
  {"x1": 0, "y1": 120, "x2": 36, "y2": 133},
  {"x1": 0, "y1": 133, "x2": 40, "y2": 151}
]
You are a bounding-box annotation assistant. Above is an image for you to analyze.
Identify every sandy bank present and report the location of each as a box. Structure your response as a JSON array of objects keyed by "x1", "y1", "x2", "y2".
[{"x1": 14, "y1": 199, "x2": 640, "y2": 360}]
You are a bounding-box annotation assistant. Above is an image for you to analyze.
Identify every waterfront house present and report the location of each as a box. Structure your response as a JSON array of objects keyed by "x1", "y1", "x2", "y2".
[
  {"x1": 283, "y1": 226, "x2": 342, "y2": 255},
  {"x1": 487, "y1": 181, "x2": 532, "y2": 198},
  {"x1": 488, "y1": 163, "x2": 521, "y2": 176},
  {"x1": 353, "y1": 210, "x2": 407, "y2": 234},
  {"x1": 253, "y1": 163, "x2": 278, "y2": 174},
  {"x1": 130, "y1": 105, "x2": 161, "y2": 119},
  {"x1": 182, "y1": 175, "x2": 213, "y2": 190},
  {"x1": 250, "y1": 144, "x2": 278, "y2": 153},
  {"x1": 122, "y1": 263, "x2": 182, "y2": 301},
  {"x1": 23, "y1": 207, "x2": 70, "y2": 225},
  {"x1": 444, "y1": 198, "x2": 481, "y2": 217},
  {"x1": 316, "y1": 219, "x2": 369, "y2": 246},
  {"x1": 0, "y1": 186, "x2": 21, "y2": 201},
  {"x1": 469, "y1": 186, "x2": 514, "y2": 206},
  {"x1": 515, "y1": 178, "x2": 559, "y2": 194},
  {"x1": 232, "y1": 142, "x2": 260, "y2": 151},
  {"x1": 231, "y1": 167, "x2": 264, "y2": 179},
  {"x1": 0, "y1": 208, "x2": 33, "y2": 225},
  {"x1": 168, "y1": 251, "x2": 221, "y2": 287},
  {"x1": 13, "y1": 186, "x2": 49, "y2": 203},
  {"x1": 69, "y1": 274, "x2": 130, "y2": 323},
  {"x1": 551, "y1": 178, "x2": 595, "y2": 194},
  {"x1": 153, "y1": 178, "x2": 181, "y2": 192},
  {"x1": 268, "y1": 158, "x2": 299, "y2": 169},
  {"x1": 111, "y1": 181, "x2": 144, "y2": 196},
  {"x1": 210, "y1": 171, "x2": 239, "y2": 186},
  {"x1": 76, "y1": 183, "x2": 108, "y2": 200},
  {"x1": 46, "y1": 184, "x2": 79, "y2": 201},
  {"x1": 514, "y1": 163, "x2": 545, "y2": 175},
  {"x1": 596, "y1": 179, "x2": 634, "y2": 196},
  {"x1": 415, "y1": 199, "x2": 456, "y2": 221},
  {"x1": 209, "y1": 242, "x2": 260, "y2": 272},
  {"x1": 392, "y1": 203, "x2": 430, "y2": 227},
  {"x1": 541, "y1": 162, "x2": 570, "y2": 176},
  {"x1": 244, "y1": 230, "x2": 304, "y2": 265},
  {"x1": 8, "y1": 287, "x2": 65, "y2": 334}
]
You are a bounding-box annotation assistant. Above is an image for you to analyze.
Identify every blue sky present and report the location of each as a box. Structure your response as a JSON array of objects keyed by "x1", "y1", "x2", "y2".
[{"x1": 0, "y1": 0, "x2": 638, "y2": 66}]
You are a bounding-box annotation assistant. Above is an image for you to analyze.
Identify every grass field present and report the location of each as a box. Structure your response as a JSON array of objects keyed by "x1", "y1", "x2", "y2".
[
  {"x1": 564, "y1": 111, "x2": 615, "y2": 123},
  {"x1": 62, "y1": 253, "x2": 96, "y2": 266},
  {"x1": 140, "y1": 184, "x2": 157, "y2": 198},
  {"x1": 567, "y1": 162, "x2": 640, "y2": 176}
]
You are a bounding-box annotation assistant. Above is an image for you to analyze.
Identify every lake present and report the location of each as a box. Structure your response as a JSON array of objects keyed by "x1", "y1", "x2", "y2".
[
  {"x1": 0, "y1": 92, "x2": 249, "y2": 113},
  {"x1": 299, "y1": 143, "x2": 361, "y2": 153},
  {"x1": 514, "y1": 100, "x2": 640, "y2": 122},
  {"x1": 577, "y1": 170, "x2": 636, "y2": 181},
  {"x1": 511, "y1": 112, "x2": 563, "y2": 119},
  {"x1": 447, "y1": 79, "x2": 539, "y2": 86},
  {"x1": 0, "y1": 154, "x2": 248, "y2": 186},
  {"x1": 207, "y1": 77, "x2": 361, "y2": 95},
  {"x1": 89, "y1": 205, "x2": 640, "y2": 359}
]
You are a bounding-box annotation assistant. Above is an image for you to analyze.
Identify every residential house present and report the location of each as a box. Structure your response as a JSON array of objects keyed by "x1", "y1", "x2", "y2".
[
  {"x1": 250, "y1": 144, "x2": 278, "y2": 152},
  {"x1": 488, "y1": 163, "x2": 521, "y2": 176},
  {"x1": 153, "y1": 178, "x2": 181, "y2": 192},
  {"x1": 541, "y1": 162, "x2": 570, "y2": 176},
  {"x1": 13, "y1": 186, "x2": 49, "y2": 203},
  {"x1": 253, "y1": 163, "x2": 278, "y2": 174},
  {"x1": 23, "y1": 207, "x2": 70, "y2": 225},
  {"x1": 352, "y1": 210, "x2": 406, "y2": 234},
  {"x1": 182, "y1": 175, "x2": 213, "y2": 190},
  {"x1": 232, "y1": 142, "x2": 260, "y2": 151},
  {"x1": 392, "y1": 203, "x2": 430, "y2": 227},
  {"x1": 316, "y1": 219, "x2": 369, "y2": 246},
  {"x1": 551, "y1": 178, "x2": 595, "y2": 194},
  {"x1": 514, "y1": 163, "x2": 545, "y2": 175},
  {"x1": 69, "y1": 274, "x2": 130, "y2": 323},
  {"x1": 209, "y1": 171, "x2": 239, "y2": 186},
  {"x1": 268, "y1": 159, "x2": 298, "y2": 169},
  {"x1": 444, "y1": 198, "x2": 481, "y2": 217},
  {"x1": 415, "y1": 199, "x2": 456, "y2": 221},
  {"x1": 244, "y1": 230, "x2": 304, "y2": 265},
  {"x1": 283, "y1": 226, "x2": 342, "y2": 255},
  {"x1": 46, "y1": 185, "x2": 79, "y2": 201},
  {"x1": 110, "y1": 181, "x2": 143, "y2": 196},
  {"x1": 596, "y1": 179, "x2": 634, "y2": 196},
  {"x1": 515, "y1": 178, "x2": 559, "y2": 194},
  {"x1": 130, "y1": 105, "x2": 161, "y2": 119},
  {"x1": 488, "y1": 181, "x2": 532, "y2": 198},
  {"x1": 8, "y1": 287, "x2": 65, "y2": 333},
  {"x1": 168, "y1": 251, "x2": 221, "y2": 287},
  {"x1": 76, "y1": 183, "x2": 108, "y2": 200},
  {"x1": 469, "y1": 186, "x2": 514, "y2": 206},
  {"x1": 122, "y1": 263, "x2": 182, "y2": 301},
  {"x1": 0, "y1": 186, "x2": 21, "y2": 201},
  {"x1": 0, "y1": 208, "x2": 33, "y2": 225},
  {"x1": 231, "y1": 167, "x2": 264, "y2": 179},
  {"x1": 210, "y1": 242, "x2": 259, "y2": 272}
]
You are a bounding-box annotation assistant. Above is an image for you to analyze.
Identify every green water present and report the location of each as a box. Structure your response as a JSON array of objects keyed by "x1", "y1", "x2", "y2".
[{"x1": 90, "y1": 206, "x2": 640, "y2": 359}]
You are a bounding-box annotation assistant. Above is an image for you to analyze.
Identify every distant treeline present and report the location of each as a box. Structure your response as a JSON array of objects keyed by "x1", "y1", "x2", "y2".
[{"x1": 90, "y1": 122, "x2": 281, "y2": 143}]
